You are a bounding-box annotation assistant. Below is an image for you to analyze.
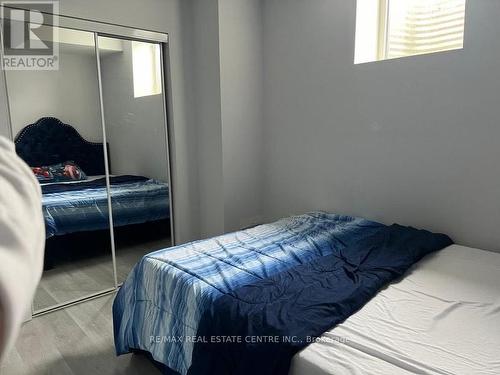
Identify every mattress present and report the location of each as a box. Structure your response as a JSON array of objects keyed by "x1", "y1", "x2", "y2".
[{"x1": 289, "y1": 245, "x2": 500, "y2": 375}]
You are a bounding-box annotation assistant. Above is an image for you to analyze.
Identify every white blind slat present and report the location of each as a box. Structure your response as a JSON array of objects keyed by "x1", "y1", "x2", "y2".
[{"x1": 386, "y1": 0, "x2": 466, "y2": 59}]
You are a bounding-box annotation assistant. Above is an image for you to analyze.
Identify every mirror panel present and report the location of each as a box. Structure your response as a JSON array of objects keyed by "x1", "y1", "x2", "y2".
[
  {"x1": 4, "y1": 27, "x2": 116, "y2": 312},
  {"x1": 98, "y1": 36, "x2": 172, "y2": 283}
]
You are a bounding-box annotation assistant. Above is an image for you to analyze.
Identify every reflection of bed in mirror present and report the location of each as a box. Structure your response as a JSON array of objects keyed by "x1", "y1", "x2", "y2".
[{"x1": 15, "y1": 117, "x2": 171, "y2": 269}]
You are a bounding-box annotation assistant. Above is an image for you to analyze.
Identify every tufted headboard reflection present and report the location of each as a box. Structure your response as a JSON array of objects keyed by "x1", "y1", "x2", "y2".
[{"x1": 14, "y1": 117, "x2": 109, "y2": 176}]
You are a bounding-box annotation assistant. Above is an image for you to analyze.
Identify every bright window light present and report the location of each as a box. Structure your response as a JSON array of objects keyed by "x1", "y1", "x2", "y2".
[
  {"x1": 132, "y1": 41, "x2": 162, "y2": 98},
  {"x1": 355, "y1": 0, "x2": 466, "y2": 64}
]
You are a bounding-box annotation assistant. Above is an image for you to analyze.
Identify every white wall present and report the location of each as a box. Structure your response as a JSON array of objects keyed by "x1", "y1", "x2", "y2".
[
  {"x1": 6, "y1": 49, "x2": 102, "y2": 141},
  {"x1": 262, "y1": 0, "x2": 500, "y2": 252}
]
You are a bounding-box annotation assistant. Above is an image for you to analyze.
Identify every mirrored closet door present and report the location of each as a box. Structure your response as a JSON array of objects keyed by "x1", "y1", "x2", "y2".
[
  {"x1": 4, "y1": 27, "x2": 116, "y2": 313},
  {"x1": 1, "y1": 11, "x2": 173, "y2": 316},
  {"x1": 97, "y1": 36, "x2": 172, "y2": 283}
]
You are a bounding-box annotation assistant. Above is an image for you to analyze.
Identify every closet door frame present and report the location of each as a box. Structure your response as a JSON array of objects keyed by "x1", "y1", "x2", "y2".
[{"x1": 0, "y1": 6, "x2": 175, "y2": 317}]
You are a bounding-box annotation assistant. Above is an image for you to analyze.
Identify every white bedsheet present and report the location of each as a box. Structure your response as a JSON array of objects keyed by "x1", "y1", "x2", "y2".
[{"x1": 290, "y1": 245, "x2": 500, "y2": 375}]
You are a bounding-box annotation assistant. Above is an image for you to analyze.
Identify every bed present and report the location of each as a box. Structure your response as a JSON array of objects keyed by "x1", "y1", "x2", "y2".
[
  {"x1": 14, "y1": 117, "x2": 170, "y2": 238},
  {"x1": 114, "y1": 211, "x2": 490, "y2": 375}
]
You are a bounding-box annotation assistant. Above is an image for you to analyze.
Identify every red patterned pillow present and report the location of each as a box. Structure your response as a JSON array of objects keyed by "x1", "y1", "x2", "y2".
[
  {"x1": 32, "y1": 161, "x2": 87, "y2": 183},
  {"x1": 32, "y1": 166, "x2": 54, "y2": 182}
]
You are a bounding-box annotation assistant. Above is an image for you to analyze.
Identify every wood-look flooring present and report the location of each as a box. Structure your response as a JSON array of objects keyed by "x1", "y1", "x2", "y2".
[
  {"x1": 1, "y1": 235, "x2": 172, "y2": 375},
  {"x1": 1, "y1": 293, "x2": 161, "y2": 375},
  {"x1": 34, "y1": 235, "x2": 171, "y2": 311}
]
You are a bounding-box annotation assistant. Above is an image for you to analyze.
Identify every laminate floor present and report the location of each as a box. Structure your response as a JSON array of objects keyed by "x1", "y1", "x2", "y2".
[
  {"x1": 2, "y1": 228, "x2": 172, "y2": 374},
  {"x1": 1, "y1": 293, "x2": 161, "y2": 375}
]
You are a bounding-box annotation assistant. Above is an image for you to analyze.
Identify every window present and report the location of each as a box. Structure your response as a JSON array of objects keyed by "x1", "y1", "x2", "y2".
[
  {"x1": 132, "y1": 41, "x2": 162, "y2": 98},
  {"x1": 355, "y1": 0, "x2": 466, "y2": 64}
]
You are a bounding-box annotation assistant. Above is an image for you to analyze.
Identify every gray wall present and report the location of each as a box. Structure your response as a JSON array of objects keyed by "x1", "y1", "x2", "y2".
[
  {"x1": 184, "y1": 0, "x2": 264, "y2": 238},
  {"x1": 1, "y1": 0, "x2": 201, "y2": 243},
  {"x1": 0, "y1": 0, "x2": 266, "y2": 243},
  {"x1": 185, "y1": 0, "x2": 225, "y2": 237},
  {"x1": 6, "y1": 49, "x2": 102, "y2": 141},
  {"x1": 100, "y1": 42, "x2": 169, "y2": 182},
  {"x1": 219, "y1": 0, "x2": 264, "y2": 231},
  {"x1": 262, "y1": 0, "x2": 500, "y2": 252},
  {"x1": 71, "y1": 0, "x2": 201, "y2": 244},
  {"x1": 3, "y1": 0, "x2": 494, "y2": 253}
]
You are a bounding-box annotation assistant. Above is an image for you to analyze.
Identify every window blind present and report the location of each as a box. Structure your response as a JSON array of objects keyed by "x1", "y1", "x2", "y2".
[{"x1": 386, "y1": 0, "x2": 466, "y2": 59}]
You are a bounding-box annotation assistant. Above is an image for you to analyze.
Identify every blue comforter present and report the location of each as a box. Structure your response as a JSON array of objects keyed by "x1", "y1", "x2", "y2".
[
  {"x1": 42, "y1": 175, "x2": 169, "y2": 238},
  {"x1": 113, "y1": 212, "x2": 452, "y2": 375}
]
